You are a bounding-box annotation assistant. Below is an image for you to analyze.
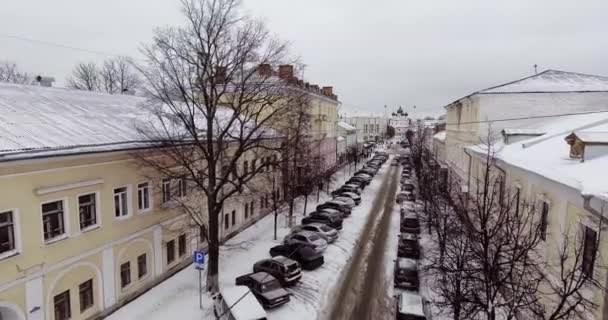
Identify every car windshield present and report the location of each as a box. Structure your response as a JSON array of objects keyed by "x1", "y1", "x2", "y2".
[
  {"x1": 404, "y1": 219, "x2": 419, "y2": 227},
  {"x1": 308, "y1": 234, "x2": 321, "y2": 241},
  {"x1": 319, "y1": 225, "x2": 333, "y2": 232},
  {"x1": 260, "y1": 279, "x2": 282, "y2": 292}
]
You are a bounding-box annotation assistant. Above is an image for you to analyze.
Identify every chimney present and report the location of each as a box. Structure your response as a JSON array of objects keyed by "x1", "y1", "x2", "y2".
[
  {"x1": 34, "y1": 75, "x2": 55, "y2": 87},
  {"x1": 311, "y1": 85, "x2": 320, "y2": 93},
  {"x1": 297, "y1": 79, "x2": 304, "y2": 87},
  {"x1": 305, "y1": 82, "x2": 310, "y2": 89},
  {"x1": 278, "y1": 65, "x2": 294, "y2": 80},
  {"x1": 322, "y1": 86, "x2": 333, "y2": 97},
  {"x1": 258, "y1": 64, "x2": 272, "y2": 77},
  {"x1": 214, "y1": 66, "x2": 227, "y2": 84}
]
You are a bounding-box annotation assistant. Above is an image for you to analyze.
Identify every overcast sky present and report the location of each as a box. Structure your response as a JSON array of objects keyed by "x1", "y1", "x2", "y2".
[{"x1": 1, "y1": 0, "x2": 607, "y2": 116}]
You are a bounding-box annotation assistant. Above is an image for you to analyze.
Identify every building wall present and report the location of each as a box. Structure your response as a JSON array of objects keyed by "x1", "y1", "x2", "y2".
[
  {"x1": 0, "y1": 148, "x2": 279, "y2": 320},
  {"x1": 466, "y1": 152, "x2": 608, "y2": 320},
  {"x1": 344, "y1": 116, "x2": 388, "y2": 144}
]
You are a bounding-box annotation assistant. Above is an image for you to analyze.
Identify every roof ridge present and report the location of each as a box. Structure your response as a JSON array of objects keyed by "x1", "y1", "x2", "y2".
[
  {"x1": 479, "y1": 70, "x2": 553, "y2": 93},
  {"x1": 522, "y1": 117, "x2": 608, "y2": 149}
]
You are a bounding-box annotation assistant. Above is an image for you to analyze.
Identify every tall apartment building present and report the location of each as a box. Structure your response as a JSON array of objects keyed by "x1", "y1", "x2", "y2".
[{"x1": 0, "y1": 83, "x2": 280, "y2": 320}]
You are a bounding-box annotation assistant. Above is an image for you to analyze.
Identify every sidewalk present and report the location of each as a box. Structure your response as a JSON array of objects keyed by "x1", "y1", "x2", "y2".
[{"x1": 107, "y1": 159, "x2": 389, "y2": 320}]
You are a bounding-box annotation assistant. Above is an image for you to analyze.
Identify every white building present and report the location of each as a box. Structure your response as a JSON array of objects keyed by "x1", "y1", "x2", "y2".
[
  {"x1": 443, "y1": 69, "x2": 608, "y2": 183},
  {"x1": 389, "y1": 116, "x2": 412, "y2": 139},
  {"x1": 336, "y1": 121, "x2": 357, "y2": 160},
  {"x1": 341, "y1": 112, "x2": 389, "y2": 144}
]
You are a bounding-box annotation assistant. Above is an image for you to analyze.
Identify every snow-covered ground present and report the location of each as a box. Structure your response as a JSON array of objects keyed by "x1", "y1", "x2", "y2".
[{"x1": 107, "y1": 157, "x2": 391, "y2": 320}]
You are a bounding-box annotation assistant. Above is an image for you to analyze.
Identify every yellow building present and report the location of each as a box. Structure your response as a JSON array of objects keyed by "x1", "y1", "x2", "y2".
[
  {"x1": 0, "y1": 83, "x2": 279, "y2": 320},
  {"x1": 465, "y1": 113, "x2": 608, "y2": 319}
]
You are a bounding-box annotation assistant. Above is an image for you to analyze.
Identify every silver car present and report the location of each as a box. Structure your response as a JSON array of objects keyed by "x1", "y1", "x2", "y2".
[
  {"x1": 283, "y1": 230, "x2": 329, "y2": 253},
  {"x1": 292, "y1": 223, "x2": 339, "y2": 243}
]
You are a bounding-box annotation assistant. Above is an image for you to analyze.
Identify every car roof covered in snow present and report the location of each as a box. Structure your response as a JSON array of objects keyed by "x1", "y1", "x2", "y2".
[
  {"x1": 249, "y1": 272, "x2": 277, "y2": 284},
  {"x1": 398, "y1": 291, "x2": 425, "y2": 317},
  {"x1": 400, "y1": 233, "x2": 418, "y2": 241},
  {"x1": 397, "y1": 257, "x2": 418, "y2": 270},
  {"x1": 221, "y1": 285, "x2": 267, "y2": 320},
  {"x1": 272, "y1": 256, "x2": 297, "y2": 265}
]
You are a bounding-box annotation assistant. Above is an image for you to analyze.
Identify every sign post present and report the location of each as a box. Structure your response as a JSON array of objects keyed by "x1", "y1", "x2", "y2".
[{"x1": 193, "y1": 250, "x2": 206, "y2": 309}]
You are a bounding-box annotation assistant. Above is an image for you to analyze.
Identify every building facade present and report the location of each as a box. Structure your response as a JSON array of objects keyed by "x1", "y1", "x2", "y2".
[
  {"x1": 389, "y1": 116, "x2": 411, "y2": 140},
  {"x1": 342, "y1": 113, "x2": 389, "y2": 144},
  {"x1": 0, "y1": 83, "x2": 281, "y2": 320}
]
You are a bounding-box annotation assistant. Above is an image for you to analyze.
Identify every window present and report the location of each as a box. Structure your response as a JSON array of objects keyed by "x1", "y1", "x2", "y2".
[
  {"x1": 167, "y1": 240, "x2": 175, "y2": 264},
  {"x1": 231, "y1": 210, "x2": 236, "y2": 226},
  {"x1": 162, "y1": 178, "x2": 171, "y2": 203},
  {"x1": 250, "y1": 201, "x2": 254, "y2": 216},
  {"x1": 224, "y1": 213, "x2": 229, "y2": 230},
  {"x1": 251, "y1": 159, "x2": 257, "y2": 173},
  {"x1": 582, "y1": 226, "x2": 597, "y2": 278},
  {"x1": 138, "y1": 182, "x2": 150, "y2": 211},
  {"x1": 42, "y1": 200, "x2": 65, "y2": 241},
  {"x1": 540, "y1": 202, "x2": 549, "y2": 241},
  {"x1": 0, "y1": 211, "x2": 15, "y2": 254},
  {"x1": 120, "y1": 262, "x2": 131, "y2": 288},
  {"x1": 244, "y1": 204, "x2": 249, "y2": 219},
  {"x1": 376, "y1": 124, "x2": 379, "y2": 132},
  {"x1": 114, "y1": 187, "x2": 129, "y2": 217},
  {"x1": 177, "y1": 177, "x2": 187, "y2": 197},
  {"x1": 79, "y1": 279, "x2": 94, "y2": 312},
  {"x1": 54, "y1": 290, "x2": 71, "y2": 320},
  {"x1": 243, "y1": 161, "x2": 249, "y2": 175},
  {"x1": 178, "y1": 234, "x2": 186, "y2": 257},
  {"x1": 260, "y1": 197, "x2": 265, "y2": 210},
  {"x1": 138, "y1": 254, "x2": 147, "y2": 278},
  {"x1": 78, "y1": 194, "x2": 97, "y2": 230}
]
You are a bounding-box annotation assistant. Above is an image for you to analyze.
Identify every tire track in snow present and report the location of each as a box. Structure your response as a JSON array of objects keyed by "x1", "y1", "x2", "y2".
[{"x1": 326, "y1": 165, "x2": 398, "y2": 320}]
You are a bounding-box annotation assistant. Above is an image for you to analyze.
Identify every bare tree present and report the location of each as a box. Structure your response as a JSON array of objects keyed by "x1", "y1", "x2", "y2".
[
  {"x1": 0, "y1": 61, "x2": 31, "y2": 84},
  {"x1": 67, "y1": 62, "x2": 99, "y2": 91},
  {"x1": 133, "y1": 0, "x2": 297, "y2": 293},
  {"x1": 100, "y1": 56, "x2": 142, "y2": 94}
]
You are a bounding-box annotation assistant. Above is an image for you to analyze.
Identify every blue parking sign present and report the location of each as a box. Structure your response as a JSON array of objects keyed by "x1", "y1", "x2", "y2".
[{"x1": 193, "y1": 250, "x2": 206, "y2": 265}]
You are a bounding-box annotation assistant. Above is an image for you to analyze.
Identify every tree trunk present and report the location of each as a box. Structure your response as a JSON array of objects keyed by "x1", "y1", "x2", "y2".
[
  {"x1": 288, "y1": 197, "x2": 295, "y2": 227},
  {"x1": 274, "y1": 210, "x2": 278, "y2": 240},
  {"x1": 206, "y1": 207, "x2": 219, "y2": 293},
  {"x1": 303, "y1": 192, "x2": 308, "y2": 216}
]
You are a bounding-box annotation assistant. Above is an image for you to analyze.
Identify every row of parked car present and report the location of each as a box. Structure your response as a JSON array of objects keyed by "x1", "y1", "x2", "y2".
[
  {"x1": 393, "y1": 154, "x2": 430, "y2": 320},
  {"x1": 227, "y1": 151, "x2": 389, "y2": 313}
]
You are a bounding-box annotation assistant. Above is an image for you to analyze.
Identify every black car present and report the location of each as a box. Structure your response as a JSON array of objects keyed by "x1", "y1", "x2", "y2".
[
  {"x1": 356, "y1": 168, "x2": 377, "y2": 176},
  {"x1": 394, "y1": 258, "x2": 419, "y2": 290},
  {"x1": 335, "y1": 191, "x2": 361, "y2": 205},
  {"x1": 253, "y1": 257, "x2": 302, "y2": 286},
  {"x1": 269, "y1": 243, "x2": 325, "y2": 270},
  {"x1": 346, "y1": 178, "x2": 367, "y2": 188},
  {"x1": 317, "y1": 207, "x2": 348, "y2": 219},
  {"x1": 332, "y1": 185, "x2": 362, "y2": 196},
  {"x1": 302, "y1": 212, "x2": 343, "y2": 230},
  {"x1": 398, "y1": 233, "x2": 420, "y2": 259},
  {"x1": 401, "y1": 217, "x2": 420, "y2": 234},
  {"x1": 317, "y1": 201, "x2": 352, "y2": 216},
  {"x1": 235, "y1": 272, "x2": 291, "y2": 309}
]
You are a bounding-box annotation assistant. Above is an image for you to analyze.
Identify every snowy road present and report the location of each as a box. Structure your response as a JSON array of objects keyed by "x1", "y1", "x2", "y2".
[{"x1": 325, "y1": 164, "x2": 400, "y2": 320}]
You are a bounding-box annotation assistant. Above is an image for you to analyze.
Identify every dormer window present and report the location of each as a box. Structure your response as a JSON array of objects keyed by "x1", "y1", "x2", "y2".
[{"x1": 565, "y1": 131, "x2": 608, "y2": 161}]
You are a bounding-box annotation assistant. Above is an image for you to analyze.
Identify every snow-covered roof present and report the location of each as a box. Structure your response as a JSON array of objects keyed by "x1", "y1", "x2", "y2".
[
  {"x1": 502, "y1": 129, "x2": 546, "y2": 136},
  {"x1": 480, "y1": 70, "x2": 608, "y2": 94},
  {"x1": 433, "y1": 131, "x2": 446, "y2": 141},
  {"x1": 0, "y1": 82, "x2": 278, "y2": 162},
  {"x1": 221, "y1": 285, "x2": 267, "y2": 320},
  {"x1": 469, "y1": 114, "x2": 608, "y2": 201},
  {"x1": 398, "y1": 292, "x2": 425, "y2": 316},
  {"x1": 572, "y1": 131, "x2": 608, "y2": 144},
  {"x1": 336, "y1": 121, "x2": 356, "y2": 131}
]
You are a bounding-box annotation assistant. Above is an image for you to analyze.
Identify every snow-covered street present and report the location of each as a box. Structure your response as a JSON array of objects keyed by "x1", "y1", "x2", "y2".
[{"x1": 106, "y1": 155, "x2": 397, "y2": 320}]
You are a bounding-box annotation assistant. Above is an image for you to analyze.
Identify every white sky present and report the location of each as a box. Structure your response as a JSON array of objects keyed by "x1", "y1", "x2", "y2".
[{"x1": 1, "y1": 0, "x2": 608, "y2": 116}]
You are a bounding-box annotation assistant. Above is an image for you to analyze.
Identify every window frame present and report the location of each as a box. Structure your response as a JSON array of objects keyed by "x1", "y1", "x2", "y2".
[
  {"x1": 54, "y1": 289, "x2": 71, "y2": 320},
  {"x1": 113, "y1": 186, "x2": 131, "y2": 219},
  {"x1": 540, "y1": 201, "x2": 549, "y2": 241},
  {"x1": 79, "y1": 278, "x2": 95, "y2": 313},
  {"x1": 167, "y1": 239, "x2": 176, "y2": 265},
  {"x1": 137, "y1": 182, "x2": 152, "y2": 213},
  {"x1": 178, "y1": 234, "x2": 187, "y2": 257},
  {"x1": 120, "y1": 261, "x2": 131, "y2": 289},
  {"x1": 177, "y1": 177, "x2": 188, "y2": 198},
  {"x1": 244, "y1": 203, "x2": 249, "y2": 219},
  {"x1": 77, "y1": 191, "x2": 101, "y2": 232},
  {"x1": 0, "y1": 209, "x2": 20, "y2": 260},
  {"x1": 582, "y1": 226, "x2": 598, "y2": 278},
  {"x1": 162, "y1": 178, "x2": 172, "y2": 204},
  {"x1": 224, "y1": 213, "x2": 229, "y2": 230},
  {"x1": 231, "y1": 210, "x2": 236, "y2": 227},
  {"x1": 137, "y1": 253, "x2": 148, "y2": 279},
  {"x1": 41, "y1": 198, "x2": 69, "y2": 244}
]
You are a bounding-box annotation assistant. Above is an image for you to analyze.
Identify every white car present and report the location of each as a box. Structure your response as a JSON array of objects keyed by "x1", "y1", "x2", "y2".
[{"x1": 283, "y1": 230, "x2": 328, "y2": 253}]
